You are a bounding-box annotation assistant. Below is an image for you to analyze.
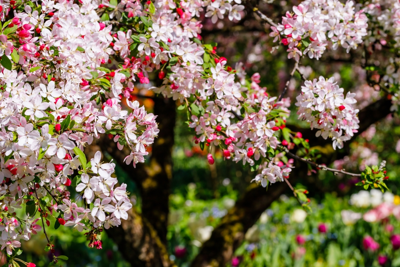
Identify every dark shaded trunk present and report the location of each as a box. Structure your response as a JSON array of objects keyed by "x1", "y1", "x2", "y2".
[{"x1": 97, "y1": 96, "x2": 176, "y2": 266}]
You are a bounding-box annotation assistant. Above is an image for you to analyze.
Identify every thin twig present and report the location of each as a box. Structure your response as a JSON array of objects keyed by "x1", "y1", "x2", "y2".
[
  {"x1": 283, "y1": 178, "x2": 303, "y2": 206},
  {"x1": 278, "y1": 61, "x2": 299, "y2": 101},
  {"x1": 34, "y1": 186, "x2": 51, "y2": 244},
  {"x1": 282, "y1": 146, "x2": 362, "y2": 177},
  {"x1": 43, "y1": 186, "x2": 61, "y2": 205},
  {"x1": 253, "y1": 8, "x2": 278, "y2": 28}
]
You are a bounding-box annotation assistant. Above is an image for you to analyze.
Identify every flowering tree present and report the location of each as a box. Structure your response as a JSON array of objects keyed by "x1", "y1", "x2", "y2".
[{"x1": 0, "y1": 0, "x2": 398, "y2": 265}]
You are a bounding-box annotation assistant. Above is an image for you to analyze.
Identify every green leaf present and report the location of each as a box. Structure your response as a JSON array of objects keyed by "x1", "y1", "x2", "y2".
[
  {"x1": 110, "y1": 0, "x2": 118, "y2": 6},
  {"x1": 1, "y1": 55, "x2": 12, "y2": 70},
  {"x1": 301, "y1": 40, "x2": 310, "y2": 48},
  {"x1": 29, "y1": 66, "x2": 41, "y2": 73},
  {"x1": 60, "y1": 115, "x2": 71, "y2": 132},
  {"x1": 57, "y1": 255, "x2": 69, "y2": 261},
  {"x1": 11, "y1": 49, "x2": 19, "y2": 63},
  {"x1": 54, "y1": 218, "x2": 60, "y2": 230},
  {"x1": 48, "y1": 125, "x2": 54, "y2": 135},
  {"x1": 2, "y1": 20, "x2": 11, "y2": 29},
  {"x1": 169, "y1": 57, "x2": 178, "y2": 66},
  {"x1": 3, "y1": 25, "x2": 18, "y2": 35},
  {"x1": 120, "y1": 70, "x2": 130, "y2": 78},
  {"x1": 131, "y1": 35, "x2": 141, "y2": 43},
  {"x1": 204, "y1": 44, "x2": 213, "y2": 51},
  {"x1": 140, "y1": 16, "x2": 151, "y2": 27},
  {"x1": 38, "y1": 148, "x2": 46, "y2": 160},
  {"x1": 177, "y1": 104, "x2": 186, "y2": 111},
  {"x1": 69, "y1": 120, "x2": 75, "y2": 130},
  {"x1": 200, "y1": 142, "x2": 205, "y2": 151},
  {"x1": 282, "y1": 128, "x2": 290, "y2": 142},
  {"x1": 99, "y1": 78, "x2": 111, "y2": 88},
  {"x1": 73, "y1": 147, "x2": 87, "y2": 170},
  {"x1": 204, "y1": 53, "x2": 210, "y2": 63},
  {"x1": 101, "y1": 13, "x2": 110, "y2": 22},
  {"x1": 149, "y1": 2, "x2": 156, "y2": 14},
  {"x1": 90, "y1": 71, "x2": 99, "y2": 79},
  {"x1": 76, "y1": 46, "x2": 85, "y2": 52},
  {"x1": 193, "y1": 38, "x2": 202, "y2": 44},
  {"x1": 97, "y1": 67, "x2": 110, "y2": 73},
  {"x1": 190, "y1": 103, "x2": 200, "y2": 116},
  {"x1": 26, "y1": 201, "x2": 36, "y2": 217}
]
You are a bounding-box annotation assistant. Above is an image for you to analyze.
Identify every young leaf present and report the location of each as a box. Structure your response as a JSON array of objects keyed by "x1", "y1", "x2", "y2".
[
  {"x1": 73, "y1": 147, "x2": 87, "y2": 169},
  {"x1": 38, "y1": 148, "x2": 46, "y2": 160},
  {"x1": 60, "y1": 115, "x2": 71, "y2": 132},
  {"x1": 1, "y1": 55, "x2": 12, "y2": 70},
  {"x1": 90, "y1": 71, "x2": 99, "y2": 79},
  {"x1": 3, "y1": 25, "x2": 18, "y2": 35},
  {"x1": 11, "y1": 49, "x2": 19, "y2": 63},
  {"x1": 190, "y1": 103, "x2": 200, "y2": 116},
  {"x1": 204, "y1": 53, "x2": 210, "y2": 63},
  {"x1": 57, "y1": 255, "x2": 69, "y2": 261},
  {"x1": 26, "y1": 201, "x2": 36, "y2": 217},
  {"x1": 149, "y1": 2, "x2": 156, "y2": 14},
  {"x1": 29, "y1": 66, "x2": 41, "y2": 72}
]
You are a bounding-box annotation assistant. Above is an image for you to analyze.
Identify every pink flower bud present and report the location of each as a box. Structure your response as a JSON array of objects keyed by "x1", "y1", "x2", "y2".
[
  {"x1": 106, "y1": 99, "x2": 113, "y2": 107},
  {"x1": 174, "y1": 246, "x2": 186, "y2": 258},
  {"x1": 318, "y1": 223, "x2": 327, "y2": 233},
  {"x1": 207, "y1": 154, "x2": 214, "y2": 165},
  {"x1": 296, "y1": 235, "x2": 306, "y2": 245},
  {"x1": 391, "y1": 234, "x2": 400, "y2": 250},
  {"x1": 378, "y1": 255, "x2": 388, "y2": 266}
]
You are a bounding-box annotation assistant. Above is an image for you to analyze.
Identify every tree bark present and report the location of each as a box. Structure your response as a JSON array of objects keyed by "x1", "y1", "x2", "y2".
[{"x1": 97, "y1": 96, "x2": 176, "y2": 266}]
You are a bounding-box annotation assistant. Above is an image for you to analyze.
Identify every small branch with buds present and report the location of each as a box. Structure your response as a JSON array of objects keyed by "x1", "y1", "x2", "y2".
[
  {"x1": 281, "y1": 146, "x2": 362, "y2": 177},
  {"x1": 33, "y1": 186, "x2": 52, "y2": 245}
]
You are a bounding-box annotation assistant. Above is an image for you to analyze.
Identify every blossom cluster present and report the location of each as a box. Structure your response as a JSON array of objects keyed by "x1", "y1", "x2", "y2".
[
  {"x1": 270, "y1": 0, "x2": 368, "y2": 61},
  {"x1": 0, "y1": 0, "x2": 160, "y2": 257},
  {"x1": 295, "y1": 76, "x2": 359, "y2": 149}
]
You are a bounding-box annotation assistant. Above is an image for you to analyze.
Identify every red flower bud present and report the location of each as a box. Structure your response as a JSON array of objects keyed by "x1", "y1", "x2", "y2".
[
  {"x1": 58, "y1": 218, "x2": 66, "y2": 225},
  {"x1": 158, "y1": 71, "x2": 165, "y2": 79},
  {"x1": 216, "y1": 125, "x2": 222, "y2": 131},
  {"x1": 339, "y1": 105, "x2": 345, "y2": 111},
  {"x1": 223, "y1": 150, "x2": 230, "y2": 158},
  {"x1": 54, "y1": 164, "x2": 63, "y2": 172},
  {"x1": 176, "y1": 8, "x2": 184, "y2": 16},
  {"x1": 272, "y1": 126, "x2": 280, "y2": 131},
  {"x1": 64, "y1": 178, "x2": 72, "y2": 186},
  {"x1": 247, "y1": 147, "x2": 254, "y2": 157},
  {"x1": 55, "y1": 124, "x2": 61, "y2": 132}
]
